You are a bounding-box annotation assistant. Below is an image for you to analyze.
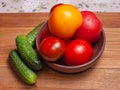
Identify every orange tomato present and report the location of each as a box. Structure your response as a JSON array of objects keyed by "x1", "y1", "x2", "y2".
[{"x1": 48, "y1": 4, "x2": 82, "y2": 38}]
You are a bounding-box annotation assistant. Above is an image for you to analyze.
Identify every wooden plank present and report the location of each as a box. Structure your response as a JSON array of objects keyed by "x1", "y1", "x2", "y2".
[
  {"x1": 0, "y1": 13, "x2": 49, "y2": 28},
  {"x1": 0, "y1": 27, "x2": 33, "y2": 66},
  {"x1": 0, "y1": 13, "x2": 120, "y2": 28},
  {"x1": 0, "y1": 13, "x2": 120, "y2": 90},
  {"x1": 94, "y1": 28, "x2": 120, "y2": 69},
  {"x1": 95, "y1": 13, "x2": 120, "y2": 28},
  {"x1": 0, "y1": 66, "x2": 119, "y2": 90}
]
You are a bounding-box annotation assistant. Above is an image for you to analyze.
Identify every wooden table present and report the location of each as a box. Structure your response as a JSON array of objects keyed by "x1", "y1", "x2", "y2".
[{"x1": 0, "y1": 13, "x2": 120, "y2": 90}]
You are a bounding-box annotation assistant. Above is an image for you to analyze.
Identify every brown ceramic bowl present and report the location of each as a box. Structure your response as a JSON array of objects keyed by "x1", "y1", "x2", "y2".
[{"x1": 36, "y1": 22, "x2": 106, "y2": 74}]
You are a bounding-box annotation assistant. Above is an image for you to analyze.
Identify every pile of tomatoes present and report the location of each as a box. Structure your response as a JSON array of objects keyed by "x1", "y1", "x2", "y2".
[{"x1": 39, "y1": 4, "x2": 102, "y2": 66}]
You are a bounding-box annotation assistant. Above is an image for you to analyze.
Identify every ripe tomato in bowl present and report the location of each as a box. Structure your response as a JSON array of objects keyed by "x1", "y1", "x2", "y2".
[
  {"x1": 74, "y1": 11, "x2": 102, "y2": 44},
  {"x1": 48, "y1": 4, "x2": 82, "y2": 38},
  {"x1": 39, "y1": 36, "x2": 66, "y2": 62},
  {"x1": 64, "y1": 39, "x2": 94, "y2": 66}
]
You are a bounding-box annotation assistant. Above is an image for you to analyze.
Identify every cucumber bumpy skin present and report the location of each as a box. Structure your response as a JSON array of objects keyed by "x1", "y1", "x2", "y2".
[
  {"x1": 26, "y1": 23, "x2": 43, "y2": 46},
  {"x1": 9, "y1": 50, "x2": 37, "y2": 84},
  {"x1": 16, "y1": 35, "x2": 42, "y2": 70}
]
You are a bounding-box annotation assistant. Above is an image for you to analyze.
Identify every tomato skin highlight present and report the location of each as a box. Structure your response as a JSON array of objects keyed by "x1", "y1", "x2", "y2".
[
  {"x1": 39, "y1": 36, "x2": 66, "y2": 62},
  {"x1": 75, "y1": 11, "x2": 102, "y2": 44},
  {"x1": 64, "y1": 39, "x2": 93, "y2": 66}
]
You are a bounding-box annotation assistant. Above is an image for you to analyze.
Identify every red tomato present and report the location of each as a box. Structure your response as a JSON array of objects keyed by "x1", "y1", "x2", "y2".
[
  {"x1": 64, "y1": 39, "x2": 93, "y2": 66},
  {"x1": 39, "y1": 36, "x2": 66, "y2": 62},
  {"x1": 74, "y1": 11, "x2": 102, "y2": 44}
]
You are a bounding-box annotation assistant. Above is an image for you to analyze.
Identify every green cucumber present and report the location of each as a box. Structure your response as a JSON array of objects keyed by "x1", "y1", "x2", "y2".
[
  {"x1": 16, "y1": 35, "x2": 42, "y2": 70},
  {"x1": 9, "y1": 50, "x2": 37, "y2": 84},
  {"x1": 27, "y1": 23, "x2": 43, "y2": 46}
]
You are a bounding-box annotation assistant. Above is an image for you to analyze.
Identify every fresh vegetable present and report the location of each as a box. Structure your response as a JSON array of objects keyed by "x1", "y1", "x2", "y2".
[
  {"x1": 16, "y1": 35, "x2": 42, "y2": 70},
  {"x1": 48, "y1": 4, "x2": 82, "y2": 38},
  {"x1": 27, "y1": 23, "x2": 43, "y2": 46},
  {"x1": 64, "y1": 39, "x2": 94, "y2": 66},
  {"x1": 9, "y1": 50, "x2": 37, "y2": 84},
  {"x1": 74, "y1": 11, "x2": 102, "y2": 44},
  {"x1": 39, "y1": 36, "x2": 66, "y2": 62}
]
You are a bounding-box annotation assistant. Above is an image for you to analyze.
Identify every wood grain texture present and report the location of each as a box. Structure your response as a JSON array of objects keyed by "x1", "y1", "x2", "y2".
[
  {"x1": 0, "y1": 13, "x2": 120, "y2": 90},
  {"x1": 0, "y1": 13, "x2": 120, "y2": 28}
]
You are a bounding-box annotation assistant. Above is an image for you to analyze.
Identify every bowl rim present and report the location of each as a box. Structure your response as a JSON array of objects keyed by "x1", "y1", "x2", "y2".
[{"x1": 36, "y1": 22, "x2": 106, "y2": 69}]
